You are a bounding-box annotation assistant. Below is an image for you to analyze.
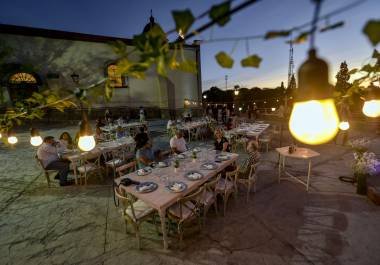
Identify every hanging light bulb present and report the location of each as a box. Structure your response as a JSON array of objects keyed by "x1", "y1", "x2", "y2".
[
  {"x1": 289, "y1": 49, "x2": 339, "y2": 145},
  {"x1": 30, "y1": 128, "x2": 43, "y2": 147},
  {"x1": 7, "y1": 131, "x2": 18, "y2": 145},
  {"x1": 77, "y1": 113, "x2": 96, "y2": 152},
  {"x1": 362, "y1": 83, "x2": 380, "y2": 118},
  {"x1": 339, "y1": 121, "x2": 349, "y2": 130},
  {"x1": 0, "y1": 132, "x2": 2, "y2": 139}
]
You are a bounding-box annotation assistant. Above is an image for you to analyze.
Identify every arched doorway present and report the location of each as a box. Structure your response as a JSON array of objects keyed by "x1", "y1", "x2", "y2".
[{"x1": 8, "y1": 72, "x2": 39, "y2": 104}]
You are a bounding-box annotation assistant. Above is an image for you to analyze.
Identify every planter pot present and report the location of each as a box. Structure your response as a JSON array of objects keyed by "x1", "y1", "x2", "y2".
[{"x1": 355, "y1": 173, "x2": 368, "y2": 195}]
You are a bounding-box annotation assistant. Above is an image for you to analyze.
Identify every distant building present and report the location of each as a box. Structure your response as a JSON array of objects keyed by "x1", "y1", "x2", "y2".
[{"x1": 0, "y1": 15, "x2": 202, "y2": 119}]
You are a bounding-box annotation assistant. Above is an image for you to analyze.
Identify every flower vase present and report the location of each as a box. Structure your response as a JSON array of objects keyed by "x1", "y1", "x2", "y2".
[{"x1": 355, "y1": 173, "x2": 368, "y2": 195}]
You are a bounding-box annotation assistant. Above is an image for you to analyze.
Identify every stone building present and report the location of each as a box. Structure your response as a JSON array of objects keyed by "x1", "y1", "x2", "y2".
[{"x1": 0, "y1": 16, "x2": 202, "y2": 120}]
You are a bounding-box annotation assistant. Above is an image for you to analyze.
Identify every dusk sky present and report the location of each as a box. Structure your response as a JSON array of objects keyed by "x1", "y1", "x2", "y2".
[{"x1": 0, "y1": 0, "x2": 379, "y2": 90}]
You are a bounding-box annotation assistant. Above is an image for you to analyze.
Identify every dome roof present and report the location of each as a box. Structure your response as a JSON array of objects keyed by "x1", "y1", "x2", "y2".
[{"x1": 143, "y1": 10, "x2": 159, "y2": 33}]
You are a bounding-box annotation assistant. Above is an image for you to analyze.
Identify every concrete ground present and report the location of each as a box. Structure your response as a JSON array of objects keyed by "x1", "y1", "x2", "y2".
[{"x1": 0, "y1": 120, "x2": 380, "y2": 265}]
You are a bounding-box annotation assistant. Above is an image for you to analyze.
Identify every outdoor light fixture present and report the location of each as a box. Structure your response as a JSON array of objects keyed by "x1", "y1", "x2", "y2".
[
  {"x1": 78, "y1": 113, "x2": 96, "y2": 152},
  {"x1": 289, "y1": 0, "x2": 339, "y2": 145},
  {"x1": 184, "y1": 99, "x2": 190, "y2": 106},
  {"x1": 272, "y1": 107, "x2": 276, "y2": 111},
  {"x1": 362, "y1": 83, "x2": 380, "y2": 118},
  {"x1": 30, "y1": 128, "x2": 43, "y2": 147},
  {"x1": 71, "y1": 72, "x2": 80, "y2": 84},
  {"x1": 234, "y1": 85, "x2": 240, "y2": 96},
  {"x1": 0, "y1": 132, "x2": 2, "y2": 139},
  {"x1": 203, "y1": 95, "x2": 207, "y2": 99},
  {"x1": 238, "y1": 107, "x2": 242, "y2": 111},
  {"x1": 339, "y1": 121, "x2": 349, "y2": 131},
  {"x1": 7, "y1": 132, "x2": 18, "y2": 145}
]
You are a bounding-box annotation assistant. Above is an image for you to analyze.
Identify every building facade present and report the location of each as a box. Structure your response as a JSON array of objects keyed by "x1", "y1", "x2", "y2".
[{"x1": 0, "y1": 21, "x2": 202, "y2": 120}]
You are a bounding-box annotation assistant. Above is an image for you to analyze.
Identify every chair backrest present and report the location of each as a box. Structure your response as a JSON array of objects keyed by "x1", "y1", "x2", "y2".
[
  {"x1": 204, "y1": 174, "x2": 221, "y2": 192},
  {"x1": 35, "y1": 155, "x2": 48, "y2": 173},
  {"x1": 248, "y1": 162, "x2": 259, "y2": 181},
  {"x1": 114, "y1": 186, "x2": 138, "y2": 221},
  {"x1": 176, "y1": 187, "x2": 204, "y2": 220},
  {"x1": 116, "y1": 160, "x2": 137, "y2": 177},
  {"x1": 226, "y1": 167, "x2": 239, "y2": 187}
]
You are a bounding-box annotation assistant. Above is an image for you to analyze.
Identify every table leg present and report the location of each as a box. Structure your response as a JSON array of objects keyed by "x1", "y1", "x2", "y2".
[
  {"x1": 306, "y1": 160, "x2": 312, "y2": 191},
  {"x1": 73, "y1": 163, "x2": 78, "y2": 185},
  {"x1": 158, "y1": 209, "x2": 168, "y2": 249}
]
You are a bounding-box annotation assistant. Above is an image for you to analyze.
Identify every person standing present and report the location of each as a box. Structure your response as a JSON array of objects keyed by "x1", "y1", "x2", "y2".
[{"x1": 139, "y1": 106, "x2": 146, "y2": 123}]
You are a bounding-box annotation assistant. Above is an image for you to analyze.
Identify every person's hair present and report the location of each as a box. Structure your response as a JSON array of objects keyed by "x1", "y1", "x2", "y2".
[
  {"x1": 175, "y1": 129, "x2": 183, "y2": 136},
  {"x1": 43, "y1": 136, "x2": 55, "y2": 143},
  {"x1": 59, "y1": 132, "x2": 73, "y2": 144},
  {"x1": 214, "y1": 127, "x2": 224, "y2": 137},
  {"x1": 139, "y1": 126, "x2": 145, "y2": 133}
]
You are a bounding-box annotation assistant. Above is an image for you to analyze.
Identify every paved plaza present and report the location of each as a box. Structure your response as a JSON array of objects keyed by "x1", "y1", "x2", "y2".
[{"x1": 0, "y1": 120, "x2": 380, "y2": 265}]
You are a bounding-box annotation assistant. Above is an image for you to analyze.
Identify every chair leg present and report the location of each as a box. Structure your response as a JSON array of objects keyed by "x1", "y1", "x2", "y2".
[
  {"x1": 247, "y1": 183, "x2": 251, "y2": 203},
  {"x1": 45, "y1": 173, "x2": 51, "y2": 188},
  {"x1": 134, "y1": 224, "x2": 141, "y2": 250}
]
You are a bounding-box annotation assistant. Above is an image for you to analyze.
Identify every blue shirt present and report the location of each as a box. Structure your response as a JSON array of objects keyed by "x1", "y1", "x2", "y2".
[{"x1": 136, "y1": 147, "x2": 155, "y2": 169}]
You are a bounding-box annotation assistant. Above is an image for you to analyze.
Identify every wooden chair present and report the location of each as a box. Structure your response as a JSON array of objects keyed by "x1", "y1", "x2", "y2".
[
  {"x1": 77, "y1": 152, "x2": 103, "y2": 185},
  {"x1": 105, "y1": 147, "x2": 127, "y2": 178},
  {"x1": 167, "y1": 187, "x2": 204, "y2": 249},
  {"x1": 215, "y1": 168, "x2": 239, "y2": 216},
  {"x1": 198, "y1": 174, "x2": 221, "y2": 224},
  {"x1": 114, "y1": 186, "x2": 158, "y2": 249},
  {"x1": 236, "y1": 163, "x2": 260, "y2": 202},
  {"x1": 259, "y1": 134, "x2": 271, "y2": 152},
  {"x1": 116, "y1": 160, "x2": 137, "y2": 177},
  {"x1": 35, "y1": 155, "x2": 58, "y2": 187}
]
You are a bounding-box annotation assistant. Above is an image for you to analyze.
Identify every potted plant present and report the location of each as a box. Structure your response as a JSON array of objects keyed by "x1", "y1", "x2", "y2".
[{"x1": 350, "y1": 138, "x2": 379, "y2": 195}]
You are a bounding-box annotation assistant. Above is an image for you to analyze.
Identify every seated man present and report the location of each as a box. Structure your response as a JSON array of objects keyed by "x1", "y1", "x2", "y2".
[
  {"x1": 238, "y1": 141, "x2": 261, "y2": 179},
  {"x1": 37, "y1": 136, "x2": 72, "y2": 186},
  {"x1": 134, "y1": 126, "x2": 149, "y2": 151},
  {"x1": 136, "y1": 139, "x2": 156, "y2": 169},
  {"x1": 170, "y1": 130, "x2": 187, "y2": 154}
]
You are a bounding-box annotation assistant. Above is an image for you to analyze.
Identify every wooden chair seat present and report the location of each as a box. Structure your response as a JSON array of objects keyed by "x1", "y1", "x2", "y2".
[{"x1": 125, "y1": 200, "x2": 155, "y2": 222}]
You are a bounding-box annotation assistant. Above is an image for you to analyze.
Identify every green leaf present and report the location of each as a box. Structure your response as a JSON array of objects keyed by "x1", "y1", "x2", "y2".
[
  {"x1": 215, "y1": 51, "x2": 234, "y2": 68},
  {"x1": 209, "y1": 1, "x2": 231, "y2": 26},
  {"x1": 360, "y1": 63, "x2": 374, "y2": 73},
  {"x1": 157, "y1": 56, "x2": 167, "y2": 77},
  {"x1": 319, "y1": 21, "x2": 344, "y2": 32},
  {"x1": 264, "y1": 30, "x2": 291, "y2": 40},
  {"x1": 241, "y1": 54, "x2": 262, "y2": 68},
  {"x1": 109, "y1": 40, "x2": 127, "y2": 55},
  {"x1": 363, "y1": 20, "x2": 380, "y2": 46},
  {"x1": 292, "y1": 31, "x2": 310, "y2": 44},
  {"x1": 348, "y1": 68, "x2": 358, "y2": 75},
  {"x1": 172, "y1": 9, "x2": 195, "y2": 36},
  {"x1": 177, "y1": 59, "x2": 197, "y2": 74},
  {"x1": 105, "y1": 80, "x2": 113, "y2": 101}
]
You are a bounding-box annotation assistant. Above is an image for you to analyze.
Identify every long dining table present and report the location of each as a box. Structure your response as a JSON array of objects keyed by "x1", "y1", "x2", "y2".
[
  {"x1": 114, "y1": 148, "x2": 238, "y2": 249},
  {"x1": 62, "y1": 137, "x2": 135, "y2": 184},
  {"x1": 227, "y1": 122, "x2": 270, "y2": 141}
]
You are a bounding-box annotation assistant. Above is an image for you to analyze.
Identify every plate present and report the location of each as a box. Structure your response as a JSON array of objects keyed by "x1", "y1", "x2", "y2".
[
  {"x1": 216, "y1": 154, "x2": 231, "y2": 161},
  {"x1": 184, "y1": 171, "x2": 204, "y2": 181},
  {"x1": 157, "y1": 161, "x2": 169, "y2": 168},
  {"x1": 135, "y1": 182, "x2": 158, "y2": 193},
  {"x1": 201, "y1": 162, "x2": 218, "y2": 170},
  {"x1": 166, "y1": 181, "x2": 187, "y2": 193},
  {"x1": 177, "y1": 154, "x2": 186, "y2": 159},
  {"x1": 137, "y1": 167, "x2": 153, "y2": 176}
]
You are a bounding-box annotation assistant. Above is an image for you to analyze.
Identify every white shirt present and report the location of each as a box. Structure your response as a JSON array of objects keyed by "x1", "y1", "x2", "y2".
[
  {"x1": 170, "y1": 136, "x2": 187, "y2": 153},
  {"x1": 167, "y1": 120, "x2": 174, "y2": 129},
  {"x1": 37, "y1": 143, "x2": 59, "y2": 168}
]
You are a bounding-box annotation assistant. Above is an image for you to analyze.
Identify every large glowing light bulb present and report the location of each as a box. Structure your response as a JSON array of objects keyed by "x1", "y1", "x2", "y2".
[
  {"x1": 339, "y1": 121, "x2": 349, "y2": 131},
  {"x1": 8, "y1": 135, "x2": 18, "y2": 145},
  {"x1": 30, "y1": 135, "x2": 43, "y2": 146},
  {"x1": 289, "y1": 99, "x2": 339, "y2": 145},
  {"x1": 362, "y1": 100, "x2": 380, "y2": 118},
  {"x1": 78, "y1": 135, "x2": 96, "y2": 151},
  {"x1": 0, "y1": 132, "x2": 2, "y2": 139}
]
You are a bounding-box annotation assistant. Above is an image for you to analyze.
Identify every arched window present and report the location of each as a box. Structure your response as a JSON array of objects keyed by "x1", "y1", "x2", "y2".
[
  {"x1": 9, "y1": 73, "x2": 37, "y2": 84},
  {"x1": 107, "y1": 64, "x2": 127, "y2": 88}
]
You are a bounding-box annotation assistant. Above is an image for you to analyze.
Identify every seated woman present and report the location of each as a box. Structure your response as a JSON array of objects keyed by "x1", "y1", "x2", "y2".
[
  {"x1": 170, "y1": 129, "x2": 187, "y2": 154},
  {"x1": 95, "y1": 125, "x2": 105, "y2": 142},
  {"x1": 58, "y1": 132, "x2": 73, "y2": 150},
  {"x1": 136, "y1": 139, "x2": 157, "y2": 169},
  {"x1": 214, "y1": 127, "x2": 231, "y2": 152},
  {"x1": 238, "y1": 141, "x2": 261, "y2": 179}
]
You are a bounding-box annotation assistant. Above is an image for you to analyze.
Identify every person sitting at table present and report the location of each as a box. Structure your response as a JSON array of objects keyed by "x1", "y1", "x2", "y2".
[
  {"x1": 58, "y1": 132, "x2": 73, "y2": 150},
  {"x1": 136, "y1": 139, "x2": 156, "y2": 169},
  {"x1": 214, "y1": 127, "x2": 231, "y2": 152},
  {"x1": 238, "y1": 141, "x2": 261, "y2": 179},
  {"x1": 134, "y1": 126, "x2": 149, "y2": 151},
  {"x1": 170, "y1": 129, "x2": 188, "y2": 154},
  {"x1": 96, "y1": 118, "x2": 105, "y2": 128},
  {"x1": 116, "y1": 126, "x2": 127, "y2": 139},
  {"x1": 95, "y1": 125, "x2": 105, "y2": 142},
  {"x1": 37, "y1": 136, "x2": 72, "y2": 186}
]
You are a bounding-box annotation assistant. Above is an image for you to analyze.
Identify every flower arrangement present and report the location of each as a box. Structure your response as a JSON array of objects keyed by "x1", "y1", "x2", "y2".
[
  {"x1": 352, "y1": 151, "x2": 380, "y2": 175},
  {"x1": 349, "y1": 137, "x2": 370, "y2": 155}
]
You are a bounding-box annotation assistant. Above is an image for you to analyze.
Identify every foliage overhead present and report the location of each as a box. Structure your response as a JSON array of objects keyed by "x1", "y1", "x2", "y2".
[
  {"x1": 363, "y1": 20, "x2": 380, "y2": 46},
  {"x1": 209, "y1": 1, "x2": 231, "y2": 26},
  {"x1": 172, "y1": 9, "x2": 195, "y2": 36},
  {"x1": 240, "y1": 54, "x2": 262, "y2": 68},
  {"x1": 215, "y1": 51, "x2": 234, "y2": 68}
]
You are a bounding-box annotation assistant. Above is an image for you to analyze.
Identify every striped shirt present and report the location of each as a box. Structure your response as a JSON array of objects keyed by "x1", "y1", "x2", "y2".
[{"x1": 239, "y1": 150, "x2": 260, "y2": 178}]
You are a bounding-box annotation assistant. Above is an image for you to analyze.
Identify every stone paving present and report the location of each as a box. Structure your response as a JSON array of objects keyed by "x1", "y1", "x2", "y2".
[{"x1": 0, "y1": 120, "x2": 380, "y2": 265}]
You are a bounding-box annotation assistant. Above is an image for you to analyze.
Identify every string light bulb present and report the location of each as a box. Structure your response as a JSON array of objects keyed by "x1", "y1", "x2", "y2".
[
  {"x1": 339, "y1": 121, "x2": 349, "y2": 130},
  {"x1": 289, "y1": 49, "x2": 339, "y2": 145},
  {"x1": 362, "y1": 83, "x2": 380, "y2": 118},
  {"x1": 7, "y1": 132, "x2": 18, "y2": 145},
  {"x1": 30, "y1": 128, "x2": 43, "y2": 147},
  {"x1": 78, "y1": 114, "x2": 96, "y2": 152}
]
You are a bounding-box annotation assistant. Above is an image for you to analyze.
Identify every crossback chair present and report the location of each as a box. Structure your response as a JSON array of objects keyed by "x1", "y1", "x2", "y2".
[
  {"x1": 35, "y1": 155, "x2": 58, "y2": 187},
  {"x1": 167, "y1": 187, "x2": 204, "y2": 249},
  {"x1": 236, "y1": 162, "x2": 260, "y2": 202},
  {"x1": 105, "y1": 147, "x2": 126, "y2": 178},
  {"x1": 77, "y1": 152, "x2": 103, "y2": 185},
  {"x1": 198, "y1": 174, "x2": 221, "y2": 224},
  {"x1": 215, "y1": 168, "x2": 239, "y2": 216},
  {"x1": 114, "y1": 186, "x2": 158, "y2": 249}
]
